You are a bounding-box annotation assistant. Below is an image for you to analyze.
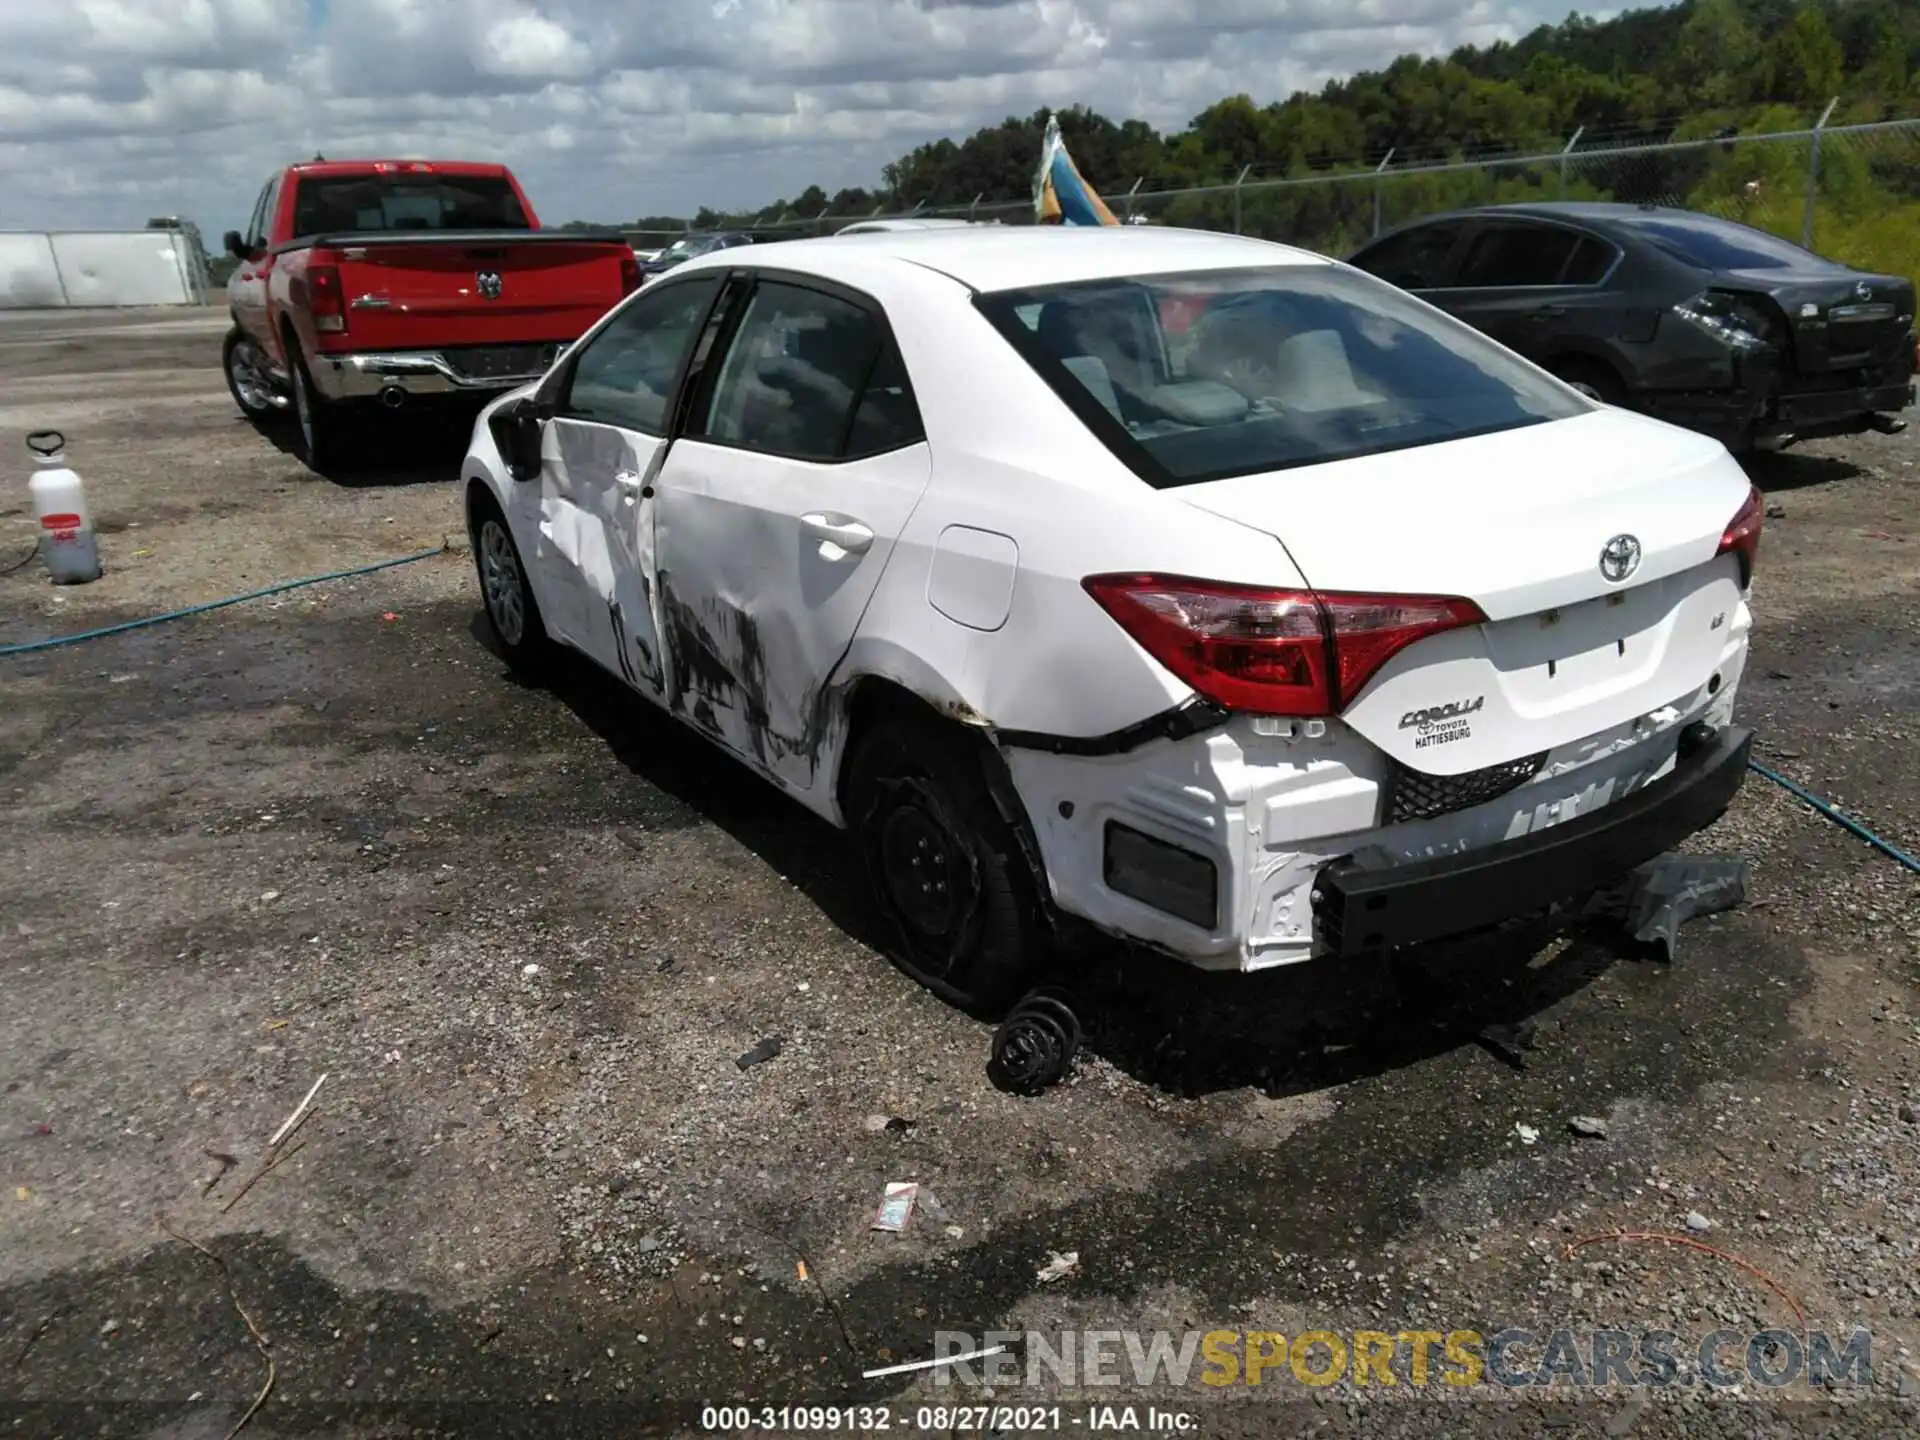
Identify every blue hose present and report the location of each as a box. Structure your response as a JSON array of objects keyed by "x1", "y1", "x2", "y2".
[
  {"x1": 1749, "y1": 759, "x2": 1920, "y2": 875},
  {"x1": 0, "y1": 546, "x2": 446, "y2": 658}
]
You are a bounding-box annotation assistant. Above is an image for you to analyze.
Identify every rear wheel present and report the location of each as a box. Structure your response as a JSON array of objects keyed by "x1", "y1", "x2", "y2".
[
  {"x1": 844, "y1": 713, "x2": 1048, "y2": 1015},
  {"x1": 470, "y1": 490, "x2": 552, "y2": 672},
  {"x1": 1549, "y1": 358, "x2": 1627, "y2": 408},
  {"x1": 288, "y1": 340, "x2": 350, "y2": 474},
  {"x1": 223, "y1": 326, "x2": 280, "y2": 422}
]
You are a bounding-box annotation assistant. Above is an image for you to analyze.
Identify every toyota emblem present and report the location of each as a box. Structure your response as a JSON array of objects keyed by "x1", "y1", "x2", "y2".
[
  {"x1": 1599, "y1": 534, "x2": 1642, "y2": 583},
  {"x1": 476, "y1": 270, "x2": 503, "y2": 300}
]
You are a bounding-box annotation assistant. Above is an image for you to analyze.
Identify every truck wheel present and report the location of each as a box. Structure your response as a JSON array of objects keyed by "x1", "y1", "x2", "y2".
[
  {"x1": 223, "y1": 327, "x2": 280, "y2": 423},
  {"x1": 843, "y1": 712, "x2": 1047, "y2": 1016},
  {"x1": 469, "y1": 489, "x2": 553, "y2": 672},
  {"x1": 288, "y1": 342, "x2": 350, "y2": 475}
]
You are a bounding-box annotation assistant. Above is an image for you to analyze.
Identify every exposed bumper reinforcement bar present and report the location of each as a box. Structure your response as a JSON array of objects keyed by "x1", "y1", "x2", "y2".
[
  {"x1": 1311, "y1": 725, "x2": 1753, "y2": 957},
  {"x1": 308, "y1": 350, "x2": 554, "y2": 403}
]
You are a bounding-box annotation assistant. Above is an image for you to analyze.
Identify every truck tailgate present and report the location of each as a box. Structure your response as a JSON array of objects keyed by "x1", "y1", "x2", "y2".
[{"x1": 323, "y1": 233, "x2": 631, "y2": 348}]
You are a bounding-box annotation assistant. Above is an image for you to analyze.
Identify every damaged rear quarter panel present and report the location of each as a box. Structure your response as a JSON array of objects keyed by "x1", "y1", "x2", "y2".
[{"x1": 807, "y1": 273, "x2": 1310, "y2": 815}]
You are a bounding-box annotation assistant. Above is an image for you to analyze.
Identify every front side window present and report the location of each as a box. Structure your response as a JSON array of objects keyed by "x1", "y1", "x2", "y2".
[
  {"x1": 701, "y1": 281, "x2": 906, "y2": 461},
  {"x1": 1349, "y1": 222, "x2": 1462, "y2": 290},
  {"x1": 243, "y1": 181, "x2": 274, "y2": 250},
  {"x1": 290, "y1": 174, "x2": 531, "y2": 237},
  {"x1": 980, "y1": 264, "x2": 1587, "y2": 487},
  {"x1": 564, "y1": 275, "x2": 720, "y2": 434},
  {"x1": 1454, "y1": 224, "x2": 1584, "y2": 287}
]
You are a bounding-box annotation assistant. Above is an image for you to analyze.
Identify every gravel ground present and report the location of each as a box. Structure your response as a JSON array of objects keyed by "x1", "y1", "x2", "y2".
[{"x1": 1, "y1": 306, "x2": 1917, "y2": 1438}]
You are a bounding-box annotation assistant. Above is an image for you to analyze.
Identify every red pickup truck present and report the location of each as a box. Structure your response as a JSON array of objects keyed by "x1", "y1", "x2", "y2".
[{"x1": 221, "y1": 159, "x2": 639, "y2": 472}]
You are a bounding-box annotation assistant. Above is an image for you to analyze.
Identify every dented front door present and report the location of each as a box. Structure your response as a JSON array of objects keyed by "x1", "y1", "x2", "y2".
[
  {"x1": 531, "y1": 272, "x2": 723, "y2": 694},
  {"x1": 536, "y1": 417, "x2": 667, "y2": 692}
]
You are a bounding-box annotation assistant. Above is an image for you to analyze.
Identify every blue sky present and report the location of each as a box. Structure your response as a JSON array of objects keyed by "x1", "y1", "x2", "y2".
[{"x1": 0, "y1": 0, "x2": 1615, "y2": 235}]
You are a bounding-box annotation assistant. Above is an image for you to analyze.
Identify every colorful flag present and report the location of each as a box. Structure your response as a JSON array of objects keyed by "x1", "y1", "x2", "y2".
[{"x1": 1034, "y1": 112, "x2": 1120, "y2": 227}]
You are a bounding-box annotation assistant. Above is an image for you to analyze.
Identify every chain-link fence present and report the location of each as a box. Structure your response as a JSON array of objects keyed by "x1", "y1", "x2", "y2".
[{"x1": 686, "y1": 116, "x2": 1920, "y2": 280}]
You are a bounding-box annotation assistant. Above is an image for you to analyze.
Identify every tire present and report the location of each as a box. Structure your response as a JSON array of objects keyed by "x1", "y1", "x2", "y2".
[
  {"x1": 287, "y1": 339, "x2": 350, "y2": 475},
  {"x1": 469, "y1": 490, "x2": 553, "y2": 672},
  {"x1": 844, "y1": 714, "x2": 1048, "y2": 1014},
  {"x1": 223, "y1": 326, "x2": 280, "y2": 422},
  {"x1": 1550, "y1": 358, "x2": 1627, "y2": 408}
]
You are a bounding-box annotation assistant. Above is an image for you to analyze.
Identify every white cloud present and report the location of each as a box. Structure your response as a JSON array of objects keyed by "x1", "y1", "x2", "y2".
[{"x1": 0, "y1": 0, "x2": 1613, "y2": 234}]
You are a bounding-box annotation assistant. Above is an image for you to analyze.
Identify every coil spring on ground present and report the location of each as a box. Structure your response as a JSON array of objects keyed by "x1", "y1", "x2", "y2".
[{"x1": 987, "y1": 986, "x2": 1084, "y2": 1096}]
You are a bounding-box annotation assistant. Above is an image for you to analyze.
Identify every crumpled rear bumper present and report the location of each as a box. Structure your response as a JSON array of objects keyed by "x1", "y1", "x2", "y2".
[{"x1": 1310, "y1": 724, "x2": 1752, "y2": 957}]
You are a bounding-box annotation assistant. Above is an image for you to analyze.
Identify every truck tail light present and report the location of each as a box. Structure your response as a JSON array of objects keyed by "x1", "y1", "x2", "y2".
[
  {"x1": 307, "y1": 263, "x2": 346, "y2": 334},
  {"x1": 619, "y1": 253, "x2": 641, "y2": 294},
  {"x1": 1716, "y1": 483, "x2": 1765, "y2": 588},
  {"x1": 1081, "y1": 573, "x2": 1485, "y2": 717}
]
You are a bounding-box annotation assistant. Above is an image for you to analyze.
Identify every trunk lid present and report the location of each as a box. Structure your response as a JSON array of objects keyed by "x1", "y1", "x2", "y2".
[
  {"x1": 1176, "y1": 408, "x2": 1754, "y2": 773},
  {"x1": 325, "y1": 236, "x2": 630, "y2": 349},
  {"x1": 1737, "y1": 267, "x2": 1919, "y2": 375}
]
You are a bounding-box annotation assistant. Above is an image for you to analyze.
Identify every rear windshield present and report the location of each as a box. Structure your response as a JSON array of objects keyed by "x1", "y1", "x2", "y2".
[
  {"x1": 1617, "y1": 214, "x2": 1831, "y2": 272},
  {"x1": 291, "y1": 175, "x2": 530, "y2": 237},
  {"x1": 977, "y1": 265, "x2": 1585, "y2": 487}
]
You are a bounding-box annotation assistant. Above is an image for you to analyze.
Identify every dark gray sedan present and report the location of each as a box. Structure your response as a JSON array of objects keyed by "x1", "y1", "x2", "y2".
[{"x1": 1347, "y1": 202, "x2": 1917, "y2": 454}]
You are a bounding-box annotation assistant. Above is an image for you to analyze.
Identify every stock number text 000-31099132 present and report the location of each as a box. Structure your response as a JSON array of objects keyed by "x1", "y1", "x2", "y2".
[{"x1": 699, "y1": 1405, "x2": 1079, "y2": 1431}]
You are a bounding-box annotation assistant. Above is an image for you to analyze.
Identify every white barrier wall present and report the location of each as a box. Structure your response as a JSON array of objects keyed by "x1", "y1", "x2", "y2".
[{"x1": 0, "y1": 227, "x2": 212, "y2": 309}]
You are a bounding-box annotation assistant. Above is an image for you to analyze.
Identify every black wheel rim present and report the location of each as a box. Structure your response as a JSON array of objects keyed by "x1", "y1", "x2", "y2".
[
  {"x1": 879, "y1": 802, "x2": 959, "y2": 938},
  {"x1": 863, "y1": 771, "x2": 983, "y2": 987}
]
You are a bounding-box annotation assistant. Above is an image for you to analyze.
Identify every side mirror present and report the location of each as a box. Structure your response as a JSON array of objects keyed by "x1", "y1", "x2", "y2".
[
  {"x1": 489, "y1": 396, "x2": 547, "y2": 482},
  {"x1": 224, "y1": 230, "x2": 250, "y2": 260}
]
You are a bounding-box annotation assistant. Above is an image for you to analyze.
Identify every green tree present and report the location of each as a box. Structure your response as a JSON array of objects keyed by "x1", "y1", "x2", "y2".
[
  {"x1": 1765, "y1": 4, "x2": 1845, "y2": 106},
  {"x1": 1676, "y1": 0, "x2": 1761, "y2": 109}
]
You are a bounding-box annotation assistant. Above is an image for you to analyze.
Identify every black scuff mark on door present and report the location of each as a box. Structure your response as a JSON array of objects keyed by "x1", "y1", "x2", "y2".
[
  {"x1": 659, "y1": 575, "x2": 737, "y2": 711},
  {"x1": 734, "y1": 611, "x2": 774, "y2": 766},
  {"x1": 608, "y1": 601, "x2": 636, "y2": 686},
  {"x1": 607, "y1": 600, "x2": 658, "y2": 689},
  {"x1": 654, "y1": 572, "x2": 870, "y2": 780}
]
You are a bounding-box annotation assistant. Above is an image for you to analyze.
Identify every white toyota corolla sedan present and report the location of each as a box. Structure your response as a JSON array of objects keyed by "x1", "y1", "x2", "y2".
[{"x1": 459, "y1": 225, "x2": 1761, "y2": 1011}]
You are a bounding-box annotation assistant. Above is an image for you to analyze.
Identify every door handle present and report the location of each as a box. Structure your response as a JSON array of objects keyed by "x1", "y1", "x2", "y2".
[
  {"x1": 801, "y1": 513, "x2": 874, "y2": 555},
  {"x1": 615, "y1": 469, "x2": 654, "y2": 500},
  {"x1": 1529, "y1": 305, "x2": 1568, "y2": 320}
]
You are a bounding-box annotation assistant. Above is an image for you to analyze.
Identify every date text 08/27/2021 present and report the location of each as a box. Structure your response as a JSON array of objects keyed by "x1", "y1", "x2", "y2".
[{"x1": 700, "y1": 1405, "x2": 1195, "y2": 1432}]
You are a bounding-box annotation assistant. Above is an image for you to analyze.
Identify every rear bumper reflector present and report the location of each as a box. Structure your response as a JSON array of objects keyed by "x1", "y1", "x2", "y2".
[
  {"x1": 1312, "y1": 726, "x2": 1753, "y2": 957},
  {"x1": 1103, "y1": 821, "x2": 1220, "y2": 931}
]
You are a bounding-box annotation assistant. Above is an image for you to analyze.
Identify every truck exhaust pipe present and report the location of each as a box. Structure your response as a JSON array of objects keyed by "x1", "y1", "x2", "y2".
[{"x1": 379, "y1": 385, "x2": 407, "y2": 409}]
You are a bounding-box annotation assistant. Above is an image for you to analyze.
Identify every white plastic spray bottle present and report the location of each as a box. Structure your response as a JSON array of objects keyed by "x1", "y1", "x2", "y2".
[{"x1": 27, "y1": 430, "x2": 101, "y2": 585}]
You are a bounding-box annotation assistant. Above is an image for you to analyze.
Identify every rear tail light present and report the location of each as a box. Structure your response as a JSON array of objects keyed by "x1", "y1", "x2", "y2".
[
  {"x1": 1716, "y1": 483, "x2": 1764, "y2": 587},
  {"x1": 619, "y1": 253, "x2": 641, "y2": 294},
  {"x1": 306, "y1": 262, "x2": 346, "y2": 334},
  {"x1": 1672, "y1": 290, "x2": 1780, "y2": 352},
  {"x1": 1081, "y1": 573, "x2": 1485, "y2": 718}
]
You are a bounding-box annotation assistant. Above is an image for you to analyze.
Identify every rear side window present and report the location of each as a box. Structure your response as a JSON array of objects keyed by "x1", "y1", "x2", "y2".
[
  {"x1": 1349, "y1": 223, "x2": 1462, "y2": 289},
  {"x1": 1563, "y1": 235, "x2": 1618, "y2": 285},
  {"x1": 1454, "y1": 225, "x2": 1583, "y2": 287},
  {"x1": 290, "y1": 174, "x2": 531, "y2": 237},
  {"x1": 702, "y1": 281, "x2": 919, "y2": 462},
  {"x1": 979, "y1": 264, "x2": 1586, "y2": 487},
  {"x1": 843, "y1": 342, "x2": 925, "y2": 458},
  {"x1": 1618, "y1": 214, "x2": 1831, "y2": 271}
]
